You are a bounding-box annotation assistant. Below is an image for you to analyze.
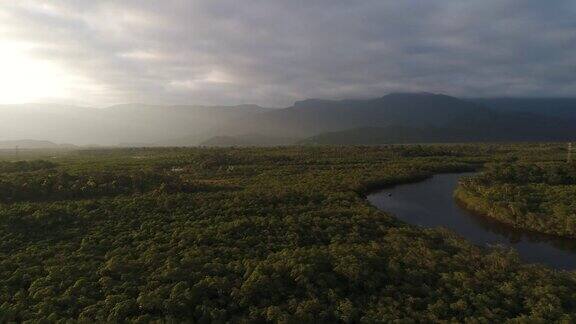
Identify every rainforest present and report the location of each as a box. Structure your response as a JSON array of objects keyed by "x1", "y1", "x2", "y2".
[
  {"x1": 456, "y1": 162, "x2": 576, "y2": 238},
  {"x1": 2, "y1": 144, "x2": 576, "y2": 323}
]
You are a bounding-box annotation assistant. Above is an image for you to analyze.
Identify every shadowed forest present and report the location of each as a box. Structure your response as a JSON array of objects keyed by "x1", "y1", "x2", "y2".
[
  {"x1": 2, "y1": 144, "x2": 576, "y2": 322},
  {"x1": 456, "y1": 162, "x2": 576, "y2": 238}
]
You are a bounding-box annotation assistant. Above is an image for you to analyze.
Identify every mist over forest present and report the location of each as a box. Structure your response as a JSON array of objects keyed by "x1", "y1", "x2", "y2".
[{"x1": 2, "y1": 93, "x2": 576, "y2": 148}]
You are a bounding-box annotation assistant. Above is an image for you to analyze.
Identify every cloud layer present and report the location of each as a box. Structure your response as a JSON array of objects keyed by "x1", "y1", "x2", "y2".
[{"x1": 1, "y1": 0, "x2": 575, "y2": 106}]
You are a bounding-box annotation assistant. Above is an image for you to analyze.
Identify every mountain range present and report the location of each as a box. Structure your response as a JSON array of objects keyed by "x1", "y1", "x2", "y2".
[
  {"x1": 1, "y1": 93, "x2": 576, "y2": 147},
  {"x1": 0, "y1": 103, "x2": 268, "y2": 146}
]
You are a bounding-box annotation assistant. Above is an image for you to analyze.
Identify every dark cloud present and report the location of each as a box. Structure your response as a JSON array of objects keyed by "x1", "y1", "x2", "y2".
[{"x1": 1, "y1": 0, "x2": 575, "y2": 106}]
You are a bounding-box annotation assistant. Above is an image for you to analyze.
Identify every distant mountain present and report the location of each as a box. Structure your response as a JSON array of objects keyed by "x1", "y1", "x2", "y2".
[
  {"x1": 3, "y1": 93, "x2": 576, "y2": 147},
  {"x1": 205, "y1": 92, "x2": 576, "y2": 145},
  {"x1": 301, "y1": 126, "x2": 462, "y2": 145},
  {"x1": 102, "y1": 104, "x2": 269, "y2": 145},
  {"x1": 0, "y1": 103, "x2": 269, "y2": 146},
  {"x1": 212, "y1": 93, "x2": 491, "y2": 139},
  {"x1": 301, "y1": 111, "x2": 576, "y2": 145},
  {"x1": 200, "y1": 134, "x2": 297, "y2": 147},
  {"x1": 472, "y1": 98, "x2": 576, "y2": 120},
  {"x1": 0, "y1": 139, "x2": 77, "y2": 150}
]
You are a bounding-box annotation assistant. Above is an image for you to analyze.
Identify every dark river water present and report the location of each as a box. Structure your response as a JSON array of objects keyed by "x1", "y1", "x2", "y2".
[{"x1": 367, "y1": 172, "x2": 576, "y2": 270}]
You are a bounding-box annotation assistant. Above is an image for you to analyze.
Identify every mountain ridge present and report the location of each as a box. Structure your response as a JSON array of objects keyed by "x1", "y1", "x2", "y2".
[{"x1": 3, "y1": 93, "x2": 576, "y2": 147}]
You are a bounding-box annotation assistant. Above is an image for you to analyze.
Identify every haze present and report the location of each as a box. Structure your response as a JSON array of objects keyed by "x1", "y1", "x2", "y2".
[{"x1": 1, "y1": 1, "x2": 576, "y2": 146}]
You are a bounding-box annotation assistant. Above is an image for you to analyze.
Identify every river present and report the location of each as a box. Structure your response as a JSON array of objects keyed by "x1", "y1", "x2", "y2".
[{"x1": 367, "y1": 172, "x2": 576, "y2": 270}]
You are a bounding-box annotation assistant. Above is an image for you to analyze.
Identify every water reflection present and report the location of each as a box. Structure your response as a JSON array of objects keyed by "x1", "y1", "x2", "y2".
[{"x1": 367, "y1": 173, "x2": 576, "y2": 270}]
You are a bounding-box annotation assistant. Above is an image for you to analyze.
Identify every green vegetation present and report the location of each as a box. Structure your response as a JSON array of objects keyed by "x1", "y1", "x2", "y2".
[
  {"x1": 1, "y1": 145, "x2": 576, "y2": 322},
  {"x1": 0, "y1": 160, "x2": 56, "y2": 173},
  {"x1": 456, "y1": 162, "x2": 576, "y2": 238}
]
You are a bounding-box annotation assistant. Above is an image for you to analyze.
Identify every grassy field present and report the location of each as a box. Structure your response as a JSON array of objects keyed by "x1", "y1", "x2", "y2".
[{"x1": 1, "y1": 144, "x2": 576, "y2": 322}]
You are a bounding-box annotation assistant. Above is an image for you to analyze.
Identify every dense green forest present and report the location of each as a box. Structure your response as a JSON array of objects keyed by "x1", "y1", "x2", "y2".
[
  {"x1": 456, "y1": 162, "x2": 576, "y2": 238},
  {"x1": 1, "y1": 145, "x2": 576, "y2": 322}
]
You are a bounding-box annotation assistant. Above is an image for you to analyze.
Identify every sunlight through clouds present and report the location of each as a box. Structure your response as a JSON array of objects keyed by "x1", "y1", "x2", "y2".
[
  {"x1": 0, "y1": 41, "x2": 83, "y2": 103},
  {"x1": 0, "y1": 0, "x2": 574, "y2": 106}
]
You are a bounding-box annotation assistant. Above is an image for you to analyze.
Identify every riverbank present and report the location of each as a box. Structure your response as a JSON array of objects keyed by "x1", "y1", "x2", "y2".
[
  {"x1": 368, "y1": 172, "x2": 576, "y2": 269},
  {"x1": 454, "y1": 165, "x2": 576, "y2": 239}
]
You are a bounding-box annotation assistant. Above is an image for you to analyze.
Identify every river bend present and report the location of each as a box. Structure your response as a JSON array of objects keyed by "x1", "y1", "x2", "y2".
[{"x1": 367, "y1": 173, "x2": 576, "y2": 270}]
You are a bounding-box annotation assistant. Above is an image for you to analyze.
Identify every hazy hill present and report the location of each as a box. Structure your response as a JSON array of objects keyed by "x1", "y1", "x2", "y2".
[
  {"x1": 202, "y1": 92, "x2": 576, "y2": 146},
  {"x1": 3, "y1": 93, "x2": 576, "y2": 147},
  {"x1": 472, "y1": 98, "x2": 576, "y2": 120},
  {"x1": 0, "y1": 103, "x2": 269, "y2": 146},
  {"x1": 210, "y1": 93, "x2": 491, "y2": 140},
  {"x1": 301, "y1": 126, "x2": 463, "y2": 145},
  {"x1": 301, "y1": 112, "x2": 576, "y2": 145},
  {"x1": 0, "y1": 139, "x2": 77, "y2": 150},
  {"x1": 199, "y1": 134, "x2": 297, "y2": 147},
  {"x1": 102, "y1": 104, "x2": 269, "y2": 145}
]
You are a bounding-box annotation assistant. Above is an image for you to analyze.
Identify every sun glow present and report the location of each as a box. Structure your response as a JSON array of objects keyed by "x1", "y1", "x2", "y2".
[{"x1": 0, "y1": 41, "x2": 82, "y2": 104}]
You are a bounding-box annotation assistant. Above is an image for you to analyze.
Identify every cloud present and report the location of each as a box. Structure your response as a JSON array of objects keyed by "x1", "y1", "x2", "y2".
[{"x1": 0, "y1": 0, "x2": 575, "y2": 106}]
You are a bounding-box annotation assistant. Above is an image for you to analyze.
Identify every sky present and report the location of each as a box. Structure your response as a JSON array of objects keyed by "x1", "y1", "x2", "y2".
[{"x1": 0, "y1": 0, "x2": 575, "y2": 107}]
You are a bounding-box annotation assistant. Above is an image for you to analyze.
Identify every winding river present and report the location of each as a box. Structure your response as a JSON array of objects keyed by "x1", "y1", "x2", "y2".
[{"x1": 367, "y1": 172, "x2": 576, "y2": 270}]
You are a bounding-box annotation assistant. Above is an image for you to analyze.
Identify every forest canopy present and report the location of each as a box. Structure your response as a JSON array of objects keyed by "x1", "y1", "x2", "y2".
[
  {"x1": 1, "y1": 144, "x2": 576, "y2": 322},
  {"x1": 456, "y1": 162, "x2": 576, "y2": 238}
]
